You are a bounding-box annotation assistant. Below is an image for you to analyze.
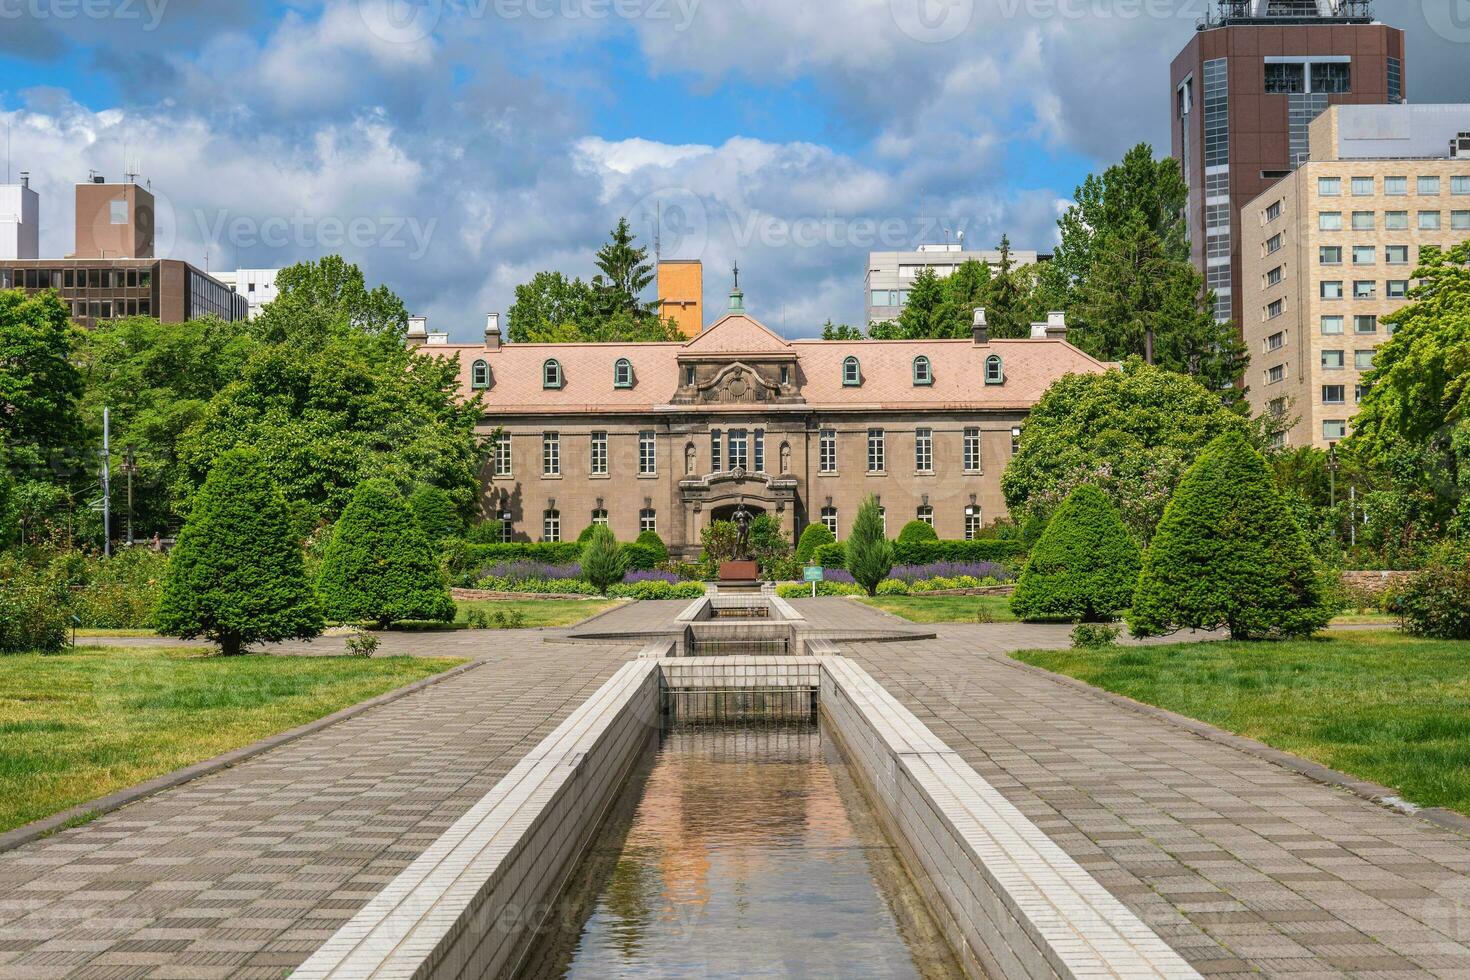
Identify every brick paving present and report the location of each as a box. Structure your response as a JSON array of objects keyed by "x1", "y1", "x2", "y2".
[
  {"x1": 0, "y1": 637, "x2": 635, "y2": 979},
  {"x1": 847, "y1": 624, "x2": 1470, "y2": 978}
]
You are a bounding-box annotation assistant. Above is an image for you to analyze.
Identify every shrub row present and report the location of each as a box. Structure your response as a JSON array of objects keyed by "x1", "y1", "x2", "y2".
[
  {"x1": 459, "y1": 540, "x2": 665, "y2": 573},
  {"x1": 813, "y1": 538, "x2": 1025, "y2": 570}
]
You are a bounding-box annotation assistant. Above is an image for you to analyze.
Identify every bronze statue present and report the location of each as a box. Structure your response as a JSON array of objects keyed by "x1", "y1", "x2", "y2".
[{"x1": 732, "y1": 503, "x2": 752, "y2": 560}]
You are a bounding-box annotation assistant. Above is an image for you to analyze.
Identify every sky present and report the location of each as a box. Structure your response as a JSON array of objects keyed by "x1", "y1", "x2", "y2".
[{"x1": 2, "y1": 0, "x2": 1468, "y2": 340}]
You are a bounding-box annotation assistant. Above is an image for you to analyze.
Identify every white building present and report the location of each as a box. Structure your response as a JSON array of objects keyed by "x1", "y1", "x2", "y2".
[
  {"x1": 215, "y1": 268, "x2": 281, "y2": 319},
  {"x1": 0, "y1": 174, "x2": 39, "y2": 261},
  {"x1": 865, "y1": 243, "x2": 1046, "y2": 326}
]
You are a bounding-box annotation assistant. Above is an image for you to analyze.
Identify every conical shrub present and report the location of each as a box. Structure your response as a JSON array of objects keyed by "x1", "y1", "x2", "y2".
[
  {"x1": 1130, "y1": 430, "x2": 1331, "y2": 640},
  {"x1": 1010, "y1": 484, "x2": 1139, "y2": 622}
]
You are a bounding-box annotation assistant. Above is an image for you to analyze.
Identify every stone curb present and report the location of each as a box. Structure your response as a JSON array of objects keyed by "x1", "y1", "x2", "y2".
[
  {"x1": 0, "y1": 659, "x2": 486, "y2": 855},
  {"x1": 997, "y1": 654, "x2": 1470, "y2": 838}
]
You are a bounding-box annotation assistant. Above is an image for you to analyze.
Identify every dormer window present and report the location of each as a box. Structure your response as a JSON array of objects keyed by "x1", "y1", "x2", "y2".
[
  {"x1": 614, "y1": 358, "x2": 634, "y2": 389},
  {"x1": 685, "y1": 366, "x2": 696, "y2": 386},
  {"x1": 543, "y1": 359, "x2": 563, "y2": 389},
  {"x1": 985, "y1": 355, "x2": 1005, "y2": 385},
  {"x1": 912, "y1": 356, "x2": 933, "y2": 386},
  {"x1": 471, "y1": 359, "x2": 490, "y2": 390},
  {"x1": 842, "y1": 356, "x2": 862, "y2": 387}
]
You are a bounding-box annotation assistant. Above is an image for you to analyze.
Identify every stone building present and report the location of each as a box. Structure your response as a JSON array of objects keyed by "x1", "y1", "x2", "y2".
[{"x1": 415, "y1": 291, "x2": 1110, "y2": 556}]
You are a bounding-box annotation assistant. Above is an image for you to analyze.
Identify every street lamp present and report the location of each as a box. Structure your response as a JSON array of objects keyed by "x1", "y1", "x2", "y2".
[{"x1": 124, "y1": 446, "x2": 137, "y2": 546}]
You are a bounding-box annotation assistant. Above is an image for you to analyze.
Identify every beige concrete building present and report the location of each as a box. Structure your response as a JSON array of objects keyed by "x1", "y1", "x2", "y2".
[
  {"x1": 415, "y1": 292, "x2": 1108, "y2": 556},
  {"x1": 1242, "y1": 104, "x2": 1470, "y2": 448}
]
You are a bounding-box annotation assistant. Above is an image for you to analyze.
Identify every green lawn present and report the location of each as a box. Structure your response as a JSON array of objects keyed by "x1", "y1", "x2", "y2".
[
  {"x1": 0, "y1": 646, "x2": 460, "y2": 833},
  {"x1": 857, "y1": 594, "x2": 1017, "y2": 623},
  {"x1": 451, "y1": 598, "x2": 622, "y2": 629},
  {"x1": 1014, "y1": 631, "x2": 1470, "y2": 815}
]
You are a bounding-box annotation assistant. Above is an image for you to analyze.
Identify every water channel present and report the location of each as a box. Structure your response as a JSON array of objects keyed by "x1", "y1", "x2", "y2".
[{"x1": 516, "y1": 720, "x2": 967, "y2": 979}]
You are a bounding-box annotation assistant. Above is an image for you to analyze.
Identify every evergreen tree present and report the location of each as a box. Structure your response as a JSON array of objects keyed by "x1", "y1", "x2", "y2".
[
  {"x1": 896, "y1": 520, "x2": 939, "y2": 544},
  {"x1": 316, "y1": 479, "x2": 455, "y2": 628},
  {"x1": 821, "y1": 321, "x2": 865, "y2": 340},
  {"x1": 795, "y1": 522, "x2": 835, "y2": 563},
  {"x1": 846, "y1": 495, "x2": 894, "y2": 596},
  {"x1": 594, "y1": 218, "x2": 657, "y2": 320},
  {"x1": 1009, "y1": 484, "x2": 1140, "y2": 622},
  {"x1": 408, "y1": 485, "x2": 463, "y2": 543},
  {"x1": 935, "y1": 259, "x2": 993, "y2": 337},
  {"x1": 1053, "y1": 143, "x2": 1189, "y2": 288},
  {"x1": 896, "y1": 268, "x2": 946, "y2": 338},
  {"x1": 0, "y1": 289, "x2": 85, "y2": 483},
  {"x1": 1130, "y1": 431, "x2": 1332, "y2": 640},
  {"x1": 581, "y1": 524, "x2": 630, "y2": 595},
  {"x1": 983, "y1": 236, "x2": 1032, "y2": 338},
  {"x1": 154, "y1": 448, "x2": 323, "y2": 655}
]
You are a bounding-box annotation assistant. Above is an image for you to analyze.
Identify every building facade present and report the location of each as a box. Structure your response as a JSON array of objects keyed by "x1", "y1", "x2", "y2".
[
  {"x1": 656, "y1": 259, "x2": 704, "y2": 337},
  {"x1": 865, "y1": 244, "x2": 1044, "y2": 326},
  {"x1": 1170, "y1": 0, "x2": 1405, "y2": 325},
  {"x1": 216, "y1": 268, "x2": 282, "y2": 319},
  {"x1": 416, "y1": 298, "x2": 1108, "y2": 555},
  {"x1": 0, "y1": 175, "x2": 39, "y2": 261},
  {"x1": 0, "y1": 259, "x2": 249, "y2": 326},
  {"x1": 1240, "y1": 104, "x2": 1470, "y2": 448}
]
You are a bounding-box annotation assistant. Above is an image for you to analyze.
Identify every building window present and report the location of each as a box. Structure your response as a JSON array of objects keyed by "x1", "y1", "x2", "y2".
[
  {"x1": 1320, "y1": 280, "x2": 1343, "y2": 300},
  {"x1": 843, "y1": 357, "x2": 861, "y2": 386},
  {"x1": 1453, "y1": 211, "x2": 1470, "y2": 230},
  {"x1": 498, "y1": 510, "x2": 513, "y2": 543},
  {"x1": 1266, "y1": 266, "x2": 1283, "y2": 287},
  {"x1": 684, "y1": 365, "x2": 696, "y2": 386},
  {"x1": 1320, "y1": 315, "x2": 1344, "y2": 335},
  {"x1": 1266, "y1": 331, "x2": 1286, "y2": 352},
  {"x1": 1355, "y1": 349, "x2": 1375, "y2": 371},
  {"x1": 1265, "y1": 200, "x2": 1282, "y2": 221},
  {"x1": 1352, "y1": 280, "x2": 1376, "y2": 300},
  {"x1": 542, "y1": 432, "x2": 560, "y2": 476},
  {"x1": 1317, "y1": 177, "x2": 1341, "y2": 197},
  {"x1": 1323, "y1": 420, "x2": 1348, "y2": 441},
  {"x1": 1386, "y1": 245, "x2": 1409, "y2": 265},
  {"x1": 1269, "y1": 398, "x2": 1286, "y2": 417},
  {"x1": 912, "y1": 355, "x2": 933, "y2": 386},
  {"x1": 1354, "y1": 315, "x2": 1378, "y2": 334},
  {"x1": 1268, "y1": 364, "x2": 1286, "y2": 384},
  {"x1": 1266, "y1": 299, "x2": 1284, "y2": 320},
  {"x1": 614, "y1": 358, "x2": 634, "y2": 388},
  {"x1": 728, "y1": 429, "x2": 748, "y2": 470},
  {"x1": 916, "y1": 505, "x2": 933, "y2": 527},
  {"x1": 1351, "y1": 176, "x2": 1375, "y2": 196},
  {"x1": 1319, "y1": 246, "x2": 1342, "y2": 265},
  {"x1": 1311, "y1": 62, "x2": 1350, "y2": 93},
  {"x1": 867, "y1": 428, "x2": 885, "y2": 473},
  {"x1": 1011, "y1": 427, "x2": 1022, "y2": 455},
  {"x1": 963, "y1": 428, "x2": 981, "y2": 473},
  {"x1": 819, "y1": 428, "x2": 836, "y2": 474},
  {"x1": 984, "y1": 355, "x2": 1004, "y2": 385},
  {"x1": 471, "y1": 359, "x2": 490, "y2": 390},
  {"x1": 821, "y1": 507, "x2": 838, "y2": 536},
  {"x1": 1322, "y1": 385, "x2": 1346, "y2": 405},
  {"x1": 639, "y1": 431, "x2": 656, "y2": 475},
  {"x1": 914, "y1": 427, "x2": 933, "y2": 473},
  {"x1": 1264, "y1": 61, "x2": 1304, "y2": 94},
  {"x1": 1203, "y1": 58, "x2": 1229, "y2": 168},
  {"x1": 543, "y1": 509, "x2": 561, "y2": 542},
  {"x1": 1318, "y1": 212, "x2": 1342, "y2": 231},
  {"x1": 1322, "y1": 350, "x2": 1345, "y2": 370},
  {"x1": 1387, "y1": 280, "x2": 1409, "y2": 299},
  {"x1": 1419, "y1": 211, "x2": 1442, "y2": 231},
  {"x1": 751, "y1": 429, "x2": 765, "y2": 472},
  {"x1": 964, "y1": 505, "x2": 982, "y2": 541},
  {"x1": 779, "y1": 365, "x2": 790, "y2": 385},
  {"x1": 1351, "y1": 211, "x2": 1374, "y2": 231},
  {"x1": 591, "y1": 431, "x2": 608, "y2": 475},
  {"x1": 591, "y1": 508, "x2": 609, "y2": 527},
  {"x1": 1266, "y1": 233, "x2": 1284, "y2": 254},
  {"x1": 640, "y1": 509, "x2": 657, "y2": 534},
  {"x1": 1385, "y1": 176, "x2": 1408, "y2": 196},
  {"x1": 1384, "y1": 210, "x2": 1409, "y2": 230},
  {"x1": 542, "y1": 359, "x2": 563, "y2": 389},
  {"x1": 494, "y1": 433, "x2": 512, "y2": 477},
  {"x1": 1353, "y1": 245, "x2": 1376, "y2": 266},
  {"x1": 1418, "y1": 176, "x2": 1441, "y2": 196}
]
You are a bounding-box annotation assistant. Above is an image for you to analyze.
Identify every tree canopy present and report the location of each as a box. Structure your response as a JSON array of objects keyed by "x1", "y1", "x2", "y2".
[{"x1": 0, "y1": 289, "x2": 85, "y2": 477}]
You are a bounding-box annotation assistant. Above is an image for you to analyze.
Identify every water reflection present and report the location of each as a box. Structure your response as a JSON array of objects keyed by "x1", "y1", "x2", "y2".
[{"x1": 517, "y1": 722, "x2": 966, "y2": 979}]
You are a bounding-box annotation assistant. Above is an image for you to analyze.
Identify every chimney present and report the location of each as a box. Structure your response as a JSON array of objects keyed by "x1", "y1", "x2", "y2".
[
  {"x1": 1045, "y1": 311, "x2": 1067, "y2": 341},
  {"x1": 406, "y1": 315, "x2": 429, "y2": 347},
  {"x1": 1030, "y1": 322, "x2": 1048, "y2": 339},
  {"x1": 18, "y1": 172, "x2": 28, "y2": 189},
  {"x1": 484, "y1": 312, "x2": 502, "y2": 350},
  {"x1": 971, "y1": 307, "x2": 988, "y2": 345}
]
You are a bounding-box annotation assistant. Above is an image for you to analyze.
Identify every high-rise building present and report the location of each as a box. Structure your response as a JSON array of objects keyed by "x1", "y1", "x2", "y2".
[
  {"x1": 1170, "y1": 0, "x2": 1405, "y2": 325},
  {"x1": 0, "y1": 173, "x2": 39, "y2": 261},
  {"x1": 70, "y1": 174, "x2": 156, "y2": 259},
  {"x1": 865, "y1": 244, "x2": 1044, "y2": 326},
  {"x1": 657, "y1": 259, "x2": 703, "y2": 336},
  {"x1": 215, "y1": 268, "x2": 282, "y2": 319},
  {"x1": 1240, "y1": 103, "x2": 1470, "y2": 448}
]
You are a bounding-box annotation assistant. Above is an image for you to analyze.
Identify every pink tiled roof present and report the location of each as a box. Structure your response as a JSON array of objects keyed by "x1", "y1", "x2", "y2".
[{"x1": 420, "y1": 317, "x2": 1111, "y2": 415}]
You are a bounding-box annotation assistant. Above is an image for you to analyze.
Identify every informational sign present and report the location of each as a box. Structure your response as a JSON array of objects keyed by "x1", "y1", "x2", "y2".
[{"x1": 803, "y1": 565, "x2": 824, "y2": 583}]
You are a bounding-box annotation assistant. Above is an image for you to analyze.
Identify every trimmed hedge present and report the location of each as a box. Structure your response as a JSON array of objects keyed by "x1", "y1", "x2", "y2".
[
  {"x1": 795, "y1": 522, "x2": 835, "y2": 563},
  {"x1": 607, "y1": 580, "x2": 706, "y2": 600},
  {"x1": 776, "y1": 581, "x2": 865, "y2": 598},
  {"x1": 463, "y1": 542, "x2": 584, "y2": 565},
  {"x1": 814, "y1": 538, "x2": 1025, "y2": 569},
  {"x1": 1010, "y1": 484, "x2": 1140, "y2": 623},
  {"x1": 897, "y1": 520, "x2": 939, "y2": 544}
]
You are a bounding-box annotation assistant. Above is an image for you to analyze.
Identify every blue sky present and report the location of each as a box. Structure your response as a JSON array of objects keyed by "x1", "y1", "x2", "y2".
[{"x1": 2, "y1": 0, "x2": 1467, "y2": 338}]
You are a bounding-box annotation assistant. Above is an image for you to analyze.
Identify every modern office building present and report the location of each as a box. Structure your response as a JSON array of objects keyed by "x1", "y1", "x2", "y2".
[
  {"x1": 1171, "y1": 0, "x2": 1406, "y2": 324},
  {"x1": 0, "y1": 173, "x2": 39, "y2": 261},
  {"x1": 413, "y1": 288, "x2": 1104, "y2": 556},
  {"x1": 657, "y1": 259, "x2": 704, "y2": 337},
  {"x1": 865, "y1": 244, "x2": 1044, "y2": 326},
  {"x1": 0, "y1": 174, "x2": 248, "y2": 326},
  {"x1": 1241, "y1": 104, "x2": 1470, "y2": 448},
  {"x1": 216, "y1": 268, "x2": 282, "y2": 319}
]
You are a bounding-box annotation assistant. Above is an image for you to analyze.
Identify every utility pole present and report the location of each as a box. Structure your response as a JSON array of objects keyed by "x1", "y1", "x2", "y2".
[
  {"x1": 101, "y1": 408, "x2": 112, "y2": 557},
  {"x1": 1349, "y1": 484, "x2": 1356, "y2": 548},
  {"x1": 125, "y1": 446, "x2": 136, "y2": 546}
]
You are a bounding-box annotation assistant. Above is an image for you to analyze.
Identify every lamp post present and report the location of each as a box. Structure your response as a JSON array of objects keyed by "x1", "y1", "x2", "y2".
[
  {"x1": 124, "y1": 446, "x2": 137, "y2": 546},
  {"x1": 1326, "y1": 442, "x2": 1341, "y2": 541}
]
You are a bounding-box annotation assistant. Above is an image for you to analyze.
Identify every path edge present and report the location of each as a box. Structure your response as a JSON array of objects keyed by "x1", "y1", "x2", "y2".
[
  {"x1": 0, "y1": 658, "x2": 485, "y2": 854},
  {"x1": 999, "y1": 653, "x2": 1470, "y2": 838}
]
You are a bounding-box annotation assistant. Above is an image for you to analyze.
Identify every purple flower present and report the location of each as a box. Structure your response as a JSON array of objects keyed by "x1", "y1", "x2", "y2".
[
  {"x1": 624, "y1": 569, "x2": 680, "y2": 585},
  {"x1": 483, "y1": 561, "x2": 582, "y2": 582}
]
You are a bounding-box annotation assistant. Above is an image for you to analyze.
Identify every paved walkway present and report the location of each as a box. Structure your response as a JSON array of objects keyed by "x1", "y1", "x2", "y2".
[
  {"x1": 0, "y1": 636, "x2": 635, "y2": 979},
  {"x1": 849, "y1": 626, "x2": 1470, "y2": 978}
]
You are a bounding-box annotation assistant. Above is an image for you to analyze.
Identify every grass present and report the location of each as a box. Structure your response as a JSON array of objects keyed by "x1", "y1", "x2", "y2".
[
  {"x1": 1013, "y1": 631, "x2": 1470, "y2": 815},
  {"x1": 0, "y1": 645, "x2": 460, "y2": 833},
  {"x1": 75, "y1": 628, "x2": 158, "y2": 638},
  {"x1": 1330, "y1": 611, "x2": 1398, "y2": 626},
  {"x1": 857, "y1": 594, "x2": 1017, "y2": 623},
  {"x1": 390, "y1": 598, "x2": 622, "y2": 632}
]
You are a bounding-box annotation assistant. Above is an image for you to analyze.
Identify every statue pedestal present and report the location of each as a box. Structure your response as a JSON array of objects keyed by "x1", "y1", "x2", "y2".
[{"x1": 717, "y1": 560, "x2": 760, "y2": 592}]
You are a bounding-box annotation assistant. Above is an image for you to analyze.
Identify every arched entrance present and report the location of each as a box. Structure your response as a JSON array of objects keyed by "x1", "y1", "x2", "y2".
[{"x1": 709, "y1": 503, "x2": 768, "y2": 524}]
